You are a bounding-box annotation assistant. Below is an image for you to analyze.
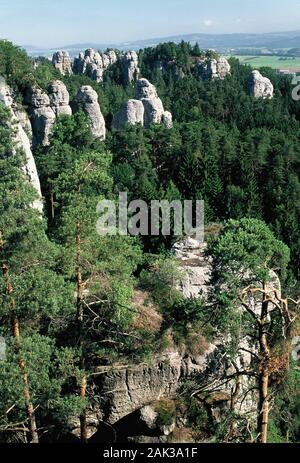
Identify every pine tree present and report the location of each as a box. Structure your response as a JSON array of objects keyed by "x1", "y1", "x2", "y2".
[
  {"x1": 0, "y1": 102, "x2": 75, "y2": 443},
  {"x1": 206, "y1": 219, "x2": 298, "y2": 443},
  {"x1": 53, "y1": 146, "x2": 142, "y2": 441}
]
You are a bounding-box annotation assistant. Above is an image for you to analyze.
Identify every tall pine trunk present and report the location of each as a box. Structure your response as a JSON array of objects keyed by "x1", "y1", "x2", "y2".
[
  {"x1": 50, "y1": 188, "x2": 55, "y2": 221},
  {"x1": 76, "y1": 220, "x2": 88, "y2": 444},
  {"x1": 257, "y1": 285, "x2": 270, "y2": 444},
  {"x1": 2, "y1": 262, "x2": 39, "y2": 444}
]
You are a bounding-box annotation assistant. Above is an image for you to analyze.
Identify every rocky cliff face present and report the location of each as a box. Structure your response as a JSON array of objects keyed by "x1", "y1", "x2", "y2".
[
  {"x1": 68, "y1": 237, "x2": 263, "y2": 442},
  {"x1": 52, "y1": 51, "x2": 73, "y2": 76},
  {"x1": 73, "y1": 48, "x2": 117, "y2": 83},
  {"x1": 74, "y1": 332, "x2": 256, "y2": 442},
  {"x1": 121, "y1": 51, "x2": 140, "y2": 85},
  {"x1": 14, "y1": 107, "x2": 33, "y2": 138},
  {"x1": 113, "y1": 78, "x2": 173, "y2": 129},
  {"x1": 112, "y1": 99, "x2": 144, "y2": 129},
  {"x1": 198, "y1": 57, "x2": 231, "y2": 80},
  {"x1": 173, "y1": 238, "x2": 211, "y2": 299},
  {"x1": 248, "y1": 70, "x2": 274, "y2": 99},
  {"x1": 26, "y1": 81, "x2": 72, "y2": 146},
  {"x1": 0, "y1": 81, "x2": 43, "y2": 213},
  {"x1": 25, "y1": 86, "x2": 56, "y2": 147},
  {"x1": 88, "y1": 236, "x2": 283, "y2": 443},
  {"x1": 97, "y1": 350, "x2": 183, "y2": 425},
  {"x1": 69, "y1": 48, "x2": 138, "y2": 85},
  {"x1": 48, "y1": 80, "x2": 72, "y2": 117},
  {"x1": 75, "y1": 85, "x2": 106, "y2": 139},
  {"x1": 70, "y1": 342, "x2": 223, "y2": 441}
]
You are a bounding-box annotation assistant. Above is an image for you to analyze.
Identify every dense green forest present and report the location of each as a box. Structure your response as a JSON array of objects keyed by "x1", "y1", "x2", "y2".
[{"x1": 0, "y1": 40, "x2": 299, "y2": 444}]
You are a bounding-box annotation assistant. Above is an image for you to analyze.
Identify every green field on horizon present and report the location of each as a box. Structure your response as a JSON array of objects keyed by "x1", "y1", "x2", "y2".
[{"x1": 229, "y1": 55, "x2": 300, "y2": 70}]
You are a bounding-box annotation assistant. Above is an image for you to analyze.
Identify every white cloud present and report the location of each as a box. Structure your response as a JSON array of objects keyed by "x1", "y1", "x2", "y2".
[{"x1": 203, "y1": 19, "x2": 213, "y2": 27}]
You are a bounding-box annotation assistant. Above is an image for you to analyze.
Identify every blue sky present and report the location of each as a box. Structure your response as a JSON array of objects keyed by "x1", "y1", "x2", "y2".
[{"x1": 1, "y1": 0, "x2": 300, "y2": 47}]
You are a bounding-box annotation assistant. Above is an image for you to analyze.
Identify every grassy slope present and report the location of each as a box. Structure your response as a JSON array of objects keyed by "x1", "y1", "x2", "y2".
[{"x1": 228, "y1": 55, "x2": 300, "y2": 70}]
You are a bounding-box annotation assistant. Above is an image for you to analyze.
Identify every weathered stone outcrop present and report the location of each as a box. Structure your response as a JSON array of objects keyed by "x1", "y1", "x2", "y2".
[
  {"x1": 48, "y1": 80, "x2": 72, "y2": 116},
  {"x1": 121, "y1": 51, "x2": 140, "y2": 85},
  {"x1": 24, "y1": 82, "x2": 72, "y2": 146},
  {"x1": 97, "y1": 350, "x2": 183, "y2": 425},
  {"x1": 136, "y1": 79, "x2": 173, "y2": 128},
  {"x1": 73, "y1": 52, "x2": 86, "y2": 75},
  {"x1": 70, "y1": 235, "x2": 281, "y2": 442},
  {"x1": 112, "y1": 99, "x2": 144, "y2": 129},
  {"x1": 73, "y1": 48, "x2": 118, "y2": 83},
  {"x1": 172, "y1": 238, "x2": 211, "y2": 299},
  {"x1": 0, "y1": 81, "x2": 43, "y2": 212},
  {"x1": 75, "y1": 85, "x2": 106, "y2": 139},
  {"x1": 135, "y1": 78, "x2": 157, "y2": 99},
  {"x1": 248, "y1": 70, "x2": 274, "y2": 99},
  {"x1": 112, "y1": 78, "x2": 173, "y2": 129},
  {"x1": 162, "y1": 111, "x2": 173, "y2": 129},
  {"x1": 25, "y1": 87, "x2": 56, "y2": 147},
  {"x1": 52, "y1": 51, "x2": 73, "y2": 76},
  {"x1": 198, "y1": 56, "x2": 231, "y2": 80},
  {"x1": 171, "y1": 237, "x2": 282, "y2": 427},
  {"x1": 13, "y1": 107, "x2": 33, "y2": 139},
  {"x1": 83, "y1": 336, "x2": 255, "y2": 438},
  {"x1": 73, "y1": 231, "x2": 261, "y2": 436}
]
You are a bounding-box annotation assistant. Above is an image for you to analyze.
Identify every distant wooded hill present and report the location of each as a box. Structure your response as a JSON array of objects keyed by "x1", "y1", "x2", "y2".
[{"x1": 23, "y1": 30, "x2": 300, "y2": 57}]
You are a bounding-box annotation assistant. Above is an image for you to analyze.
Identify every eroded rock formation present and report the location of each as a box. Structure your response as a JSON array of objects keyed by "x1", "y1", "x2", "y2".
[
  {"x1": 68, "y1": 237, "x2": 263, "y2": 442},
  {"x1": 14, "y1": 107, "x2": 33, "y2": 139},
  {"x1": 25, "y1": 81, "x2": 72, "y2": 146},
  {"x1": 121, "y1": 51, "x2": 140, "y2": 85},
  {"x1": 248, "y1": 70, "x2": 274, "y2": 99},
  {"x1": 73, "y1": 48, "x2": 118, "y2": 83},
  {"x1": 73, "y1": 52, "x2": 86, "y2": 75},
  {"x1": 112, "y1": 99, "x2": 144, "y2": 129},
  {"x1": 48, "y1": 80, "x2": 72, "y2": 116},
  {"x1": 173, "y1": 238, "x2": 211, "y2": 299},
  {"x1": 105, "y1": 50, "x2": 118, "y2": 66},
  {"x1": 0, "y1": 81, "x2": 43, "y2": 212},
  {"x1": 112, "y1": 78, "x2": 173, "y2": 129},
  {"x1": 161, "y1": 111, "x2": 173, "y2": 129},
  {"x1": 75, "y1": 85, "x2": 106, "y2": 139},
  {"x1": 25, "y1": 86, "x2": 56, "y2": 147},
  {"x1": 52, "y1": 51, "x2": 73, "y2": 76},
  {"x1": 198, "y1": 56, "x2": 231, "y2": 80}
]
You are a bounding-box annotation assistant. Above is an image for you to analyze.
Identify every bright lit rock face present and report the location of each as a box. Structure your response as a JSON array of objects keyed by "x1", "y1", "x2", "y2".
[
  {"x1": 198, "y1": 56, "x2": 231, "y2": 80},
  {"x1": 75, "y1": 85, "x2": 106, "y2": 139},
  {"x1": 112, "y1": 99, "x2": 144, "y2": 129},
  {"x1": 121, "y1": 51, "x2": 140, "y2": 85},
  {"x1": 25, "y1": 81, "x2": 72, "y2": 147},
  {"x1": 25, "y1": 86, "x2": 56, "y2": 147},
  {"x1": 172, "y1": 238, "x2": 211, "y2": 299},
  {"x1": 73, "y1": 48, "x2": 117, "y2": 83},
  {"x1": 52, "y1": 51, "x2": 73, "y2": 76},
  {"x1": 248, "y1": 70, "x2": 274, "y2": 99},
  {"x1": 0, "y1": 81, "x2": 43, "y2": 213},
  {"x1": 48, "y1": 80, "x2": 72, "y2": 116},
  {"x1": 112, "y1": 78, "x2": 173, "y2": 129}
]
